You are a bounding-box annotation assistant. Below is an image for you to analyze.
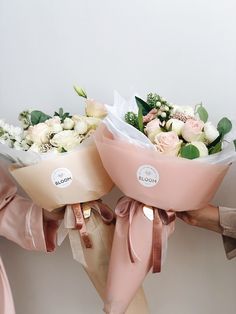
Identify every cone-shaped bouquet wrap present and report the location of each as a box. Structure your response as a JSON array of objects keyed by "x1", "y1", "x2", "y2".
[
  {"x1": 94, "y1": 92, "x2": 236, "y2": 313},
  {"x1": 0, "y1": 96, "x2": 149, "y2": 314}
]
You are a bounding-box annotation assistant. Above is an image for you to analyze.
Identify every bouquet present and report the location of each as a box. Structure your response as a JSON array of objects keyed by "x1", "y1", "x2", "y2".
[
  {"x1": 0, "y1": 88, "x2": 149, "y2": 314},
  {"x1": 94, "y1": 91, "x2": 236, "y2": 313}
]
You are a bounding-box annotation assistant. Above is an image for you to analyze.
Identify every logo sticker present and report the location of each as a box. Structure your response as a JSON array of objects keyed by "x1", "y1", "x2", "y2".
[
  {"x1": 137, "y1": 165, "x2": 159, "y2": 187},
  {"x1": 51, "y1": 168, "x2": 73, "y2": 188}
]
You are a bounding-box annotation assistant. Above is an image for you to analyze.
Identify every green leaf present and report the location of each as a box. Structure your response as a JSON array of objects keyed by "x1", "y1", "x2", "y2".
[
  {"x1": 135, "y1": 96, "x2": 151, "y2": 116},
  {"x1": 217, "y1": 117, "x2": 232, "y2": 136},
  {"x1": 138, "y1": 106, "x2": 144, "y2": 132},
  {"x1": 31, "y1": 110, "x2": 51, "y2": 125},
  {"x1": 180, "y1": 144, "x2": 200, "y2": 160},
  {"x1": 196, "y1": 103, "x2": 208, "y2": 123},
  {"x1": 74, "y1": 85, "x2": 87, "y2": 98},
  {"x1": 209, "y1": 141, "x2": 222, "y2": 154},
  {"x1": 233, "y1": 139, "x2": 236, "y2": 150},
  {"x1": 207, "y1": 134, "x2": 222, "y2": 149}
]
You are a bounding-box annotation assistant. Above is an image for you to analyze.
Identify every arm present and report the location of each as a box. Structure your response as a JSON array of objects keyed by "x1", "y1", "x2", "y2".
[
  {"x1": 177, "y1": 205, "x2": 236, "y2": 259},
  {"x1": 0, "y1": 163, "x2": 60, "y2": 252},
  {"x1": 219, "y1": 207, "x2": 236, "y2": 260}
]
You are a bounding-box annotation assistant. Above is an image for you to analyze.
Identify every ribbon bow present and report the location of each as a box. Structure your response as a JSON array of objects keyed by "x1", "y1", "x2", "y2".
[
  {"x1": 115, "y1": 196, "x2": 176, "y2": 273},
  {"x1": 58, "y1": 200, "x2": 115, "y2": 267}
]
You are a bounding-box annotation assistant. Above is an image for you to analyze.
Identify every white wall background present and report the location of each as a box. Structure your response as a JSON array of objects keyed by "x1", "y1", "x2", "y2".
[{"x1": 0, "y1": 0, "x2": 236, "y2": 313}]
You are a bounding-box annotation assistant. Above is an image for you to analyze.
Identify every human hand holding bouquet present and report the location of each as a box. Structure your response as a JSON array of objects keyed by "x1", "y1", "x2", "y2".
[{"x1": 94, "y1": 91, "x2": 236, "y2": 313}]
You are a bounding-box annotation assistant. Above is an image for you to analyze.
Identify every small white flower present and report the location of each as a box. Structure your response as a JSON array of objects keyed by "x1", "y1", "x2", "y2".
[
  {"x1": 63, "y1": 117, "x2": 74, "y2": 130},
  {"x1": 172, "y1": 105, "x2": 195, "y2": 117},
  {"x1": 204, "y1": 122, "x2": 219, "y2": 144}
]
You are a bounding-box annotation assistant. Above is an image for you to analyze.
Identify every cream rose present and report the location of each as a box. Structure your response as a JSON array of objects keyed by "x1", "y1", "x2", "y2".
[
  {"x1": 144, "y1": 118, "x2": 162, "y2": 142},
  {"x1": 50, "y1": 130, "x2": 82, "y2": 151},
  {"x1": 182, "y1": 119, "x2": 204, "y2": 142},
  {"x1": 190, "y1": 141, "x2": 209, "y2": 157},
  {"x1": 85, "y1": 117, "x2": 101, "y2": 130},
  {"x1": 166, "y1": 118, "x2": 185, "y2": 136},
  {"x1": 154, "y1": 131, "x2": 182, "y2": 156},
  {"x1": 74, "y1": 118, "x2": 88, "y2": 134},
  {"x1": 85, "y1": 99, "x2": 107, "y2": 118},
  {"x1": 26, "y1": 123, "x2": 50, "y2": 145},
  {"x1": 204, "y1": 122, "x2": 219, "y2": 143},
  {"x1": 46, "y1": 116, "x2": 63, "y2": 134}
]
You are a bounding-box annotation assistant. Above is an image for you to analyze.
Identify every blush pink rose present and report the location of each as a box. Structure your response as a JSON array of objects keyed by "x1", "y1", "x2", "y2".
[
  {"x1": 154, "y1": 131, "x2": 182, "y2": 156},
  {"x1": 26, "y1": 123, "x2": 50, "y2": 145},
  {"x1": 181, "y1": 119, "x2": 204, "y2": 142},
  {"x1": 145, "y1": 118, "x2": 161, "y2": 142}
]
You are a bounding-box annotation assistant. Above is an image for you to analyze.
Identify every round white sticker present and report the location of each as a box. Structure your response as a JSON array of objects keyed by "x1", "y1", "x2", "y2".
[
  {"x1": 136, "y1": 165, "x2": 159, "y2": 188},
  {"x1": 51, "y1": 168, "x2": 73, "y2": 188}
]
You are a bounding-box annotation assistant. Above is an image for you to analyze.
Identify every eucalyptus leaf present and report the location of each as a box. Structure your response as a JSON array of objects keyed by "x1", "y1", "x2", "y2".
[
  {"x1": 31, "y1": 110, "x2": 51, "y2": 125},
  {"x1": 135, "y1": 96, "x2": 151, "y2": 116},
  {"x1": 209, "y1": 141, "x2": 222, "y2": 155},
  {"x1": 196, "y1": 103, "x2": 208, "y2": 123},
  {"x1": 180, "y1": 144, "x2": 200, "y2": 160},
  {"x1": 217, "y1": 117, "x2": 232, "y2": 136}
]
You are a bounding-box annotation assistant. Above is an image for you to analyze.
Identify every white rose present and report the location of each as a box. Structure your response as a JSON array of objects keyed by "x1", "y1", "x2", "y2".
[
  {"x1": 29, "y1": 143, "x2": 41, "y2": 153},
  {"x1": 74, "y1": 118, "x2": 88, "y2": 134},
  {"x1": 50, "y1": 130, "x2": 82, "y2": 151},
  {"x1": 46, "y1": 116, "x2": 63, "y2": 134},
  {"x1": 204, "y1": 122, "x2": 219, "y2": 144},
  {"x1": 26, "y1": 123, "x2": 50, "y2": 145},
  {"x1": 191, "y1": 141, "x2": 209, "y2": 157},
  {"x1": 166, "y1": 118, "x2": 185, "y2": 136},
  {"x1": 63, "y1": 117, "x2": 74, "y2": 130}
]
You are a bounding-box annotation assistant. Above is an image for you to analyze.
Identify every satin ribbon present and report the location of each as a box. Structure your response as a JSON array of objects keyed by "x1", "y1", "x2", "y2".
[
  {"x1": 115, "y1": 196, "x2": 176, "y2": 273},
  {"x1": 71, "y1": 201, "x2": 115, "y2": 248},
  {"x1": 57, "y1": 200, "x2": 115, "y2": 266}
]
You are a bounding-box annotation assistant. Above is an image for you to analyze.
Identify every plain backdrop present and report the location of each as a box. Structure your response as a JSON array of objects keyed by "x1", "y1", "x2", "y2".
[{"x1": 0, "y1": 0, "x2": 236, "y2": 313}]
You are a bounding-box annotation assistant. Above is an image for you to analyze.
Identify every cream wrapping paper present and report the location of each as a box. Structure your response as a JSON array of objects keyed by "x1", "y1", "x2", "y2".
[
  {"x1": 9, "y1": 140, "x2": 113, "y2": 211},
  {"x1": 58, "y1": 203, "x2": 149, "y2": 314}
]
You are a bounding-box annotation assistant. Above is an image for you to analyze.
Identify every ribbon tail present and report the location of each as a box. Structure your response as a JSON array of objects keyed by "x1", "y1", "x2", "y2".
[{"x1": 152, "y1": 208, "x2": 162, "y2": 273}]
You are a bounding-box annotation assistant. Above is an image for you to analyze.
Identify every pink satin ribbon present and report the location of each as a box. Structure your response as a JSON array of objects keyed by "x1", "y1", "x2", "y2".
[
  {"x1": 72, "y1": 200, "x2": 115, "y2": 249},
  {"x1": 115, "y1": 196, "x2": 176, "y2": 273}
]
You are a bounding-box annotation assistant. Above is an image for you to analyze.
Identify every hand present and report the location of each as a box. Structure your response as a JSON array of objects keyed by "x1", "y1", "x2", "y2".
[
  {"x1": 177, "y1": 204, "x2": 223, "y2": 234},
  {"x1": 43, "y1": 207, "x2": 65, "y2": 222},
  {"x1": 43, "y1": 207, "x2": 65, "y2": 252}
]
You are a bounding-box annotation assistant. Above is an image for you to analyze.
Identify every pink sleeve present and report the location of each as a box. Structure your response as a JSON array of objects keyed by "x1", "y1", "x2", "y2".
[
  {"x1": 0, "y1": 164, "x2": 47, "y2": 252},
  {"x1": 219, "y1": 207, "x2": 236, "y2": 260}
]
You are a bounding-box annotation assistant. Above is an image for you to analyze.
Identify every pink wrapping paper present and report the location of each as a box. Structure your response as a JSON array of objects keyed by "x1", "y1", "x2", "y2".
[
  {"x1": 94, "y1": 125, "x2": 230, "y2": 211},
  {"x1": 104, "y1": 197, "x2": 175, "y2": 314}
]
